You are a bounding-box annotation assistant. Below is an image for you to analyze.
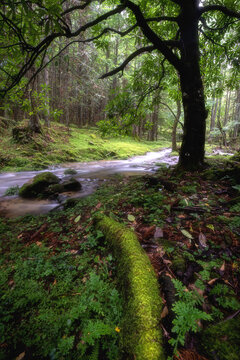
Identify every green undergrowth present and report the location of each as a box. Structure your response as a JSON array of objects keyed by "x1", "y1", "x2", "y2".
[
  {"x1": 95, "y1": 215, "x2": 164, "y2": 360},
  {"x1": 0, "y1": 213, "x2": 123, "y2": 359},
  {"x1": 0, "y1": 157, "x2": 239, "y2": 359},
  {"x1": 0, "y1": 121, "x2": 170, "y2": 172}
]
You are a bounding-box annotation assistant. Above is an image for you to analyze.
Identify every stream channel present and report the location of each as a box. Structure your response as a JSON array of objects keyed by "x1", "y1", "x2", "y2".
[{"x1": 0, "y1": 148, "x2": 178, "y2": 218}]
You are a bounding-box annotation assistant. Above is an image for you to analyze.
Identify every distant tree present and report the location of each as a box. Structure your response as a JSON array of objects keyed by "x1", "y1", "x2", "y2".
[{"x1": 0, "y1": 1, "x2": 240, "y2": 169}]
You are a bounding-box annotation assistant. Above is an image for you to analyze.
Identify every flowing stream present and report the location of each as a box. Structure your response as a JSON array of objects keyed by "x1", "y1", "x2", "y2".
[{"x1": 0, "y1": 148, "x2": 178, "y2": 218}]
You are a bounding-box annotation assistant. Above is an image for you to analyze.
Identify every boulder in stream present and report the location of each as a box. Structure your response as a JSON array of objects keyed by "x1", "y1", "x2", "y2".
[
  {"x1": 19, "y1": 172, "x2": 82, "y2": 199},
  {"x1": 19, "y1": 172, "x2": 60, "y2": 198},
  {"x1": 62, "y1": 177, "x2": 82, "y2": 191}
]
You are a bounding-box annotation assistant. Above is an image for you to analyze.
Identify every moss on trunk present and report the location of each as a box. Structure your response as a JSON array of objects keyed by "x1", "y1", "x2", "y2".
[{"x1": 95, "y1": 215, "x2": 165, "y2": 360}]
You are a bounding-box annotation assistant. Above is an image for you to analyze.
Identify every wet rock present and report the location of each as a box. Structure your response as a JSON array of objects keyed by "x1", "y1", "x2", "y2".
[
  {"x1": 63, "y1": 168, "x2": 78, "y2": 175},
  {"x1": 19, "y1": 172, "x2": 60, "y2": 198},
  {"x1": 62, "y1": 177, "x2": 82, "y2": 191}
]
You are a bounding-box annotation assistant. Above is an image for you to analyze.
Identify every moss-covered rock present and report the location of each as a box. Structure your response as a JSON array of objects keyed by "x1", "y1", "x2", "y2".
[
  {"x1": 62, "y1": 177, "x2": 82, "y2": 191},
  {"x1": 19, "y1": 172, "x2": 60, "y2": 198},
  {"x1": 201, "y1": 316, "x2": 240, "y2": 360},
  {"x1": 95, "y1": 215, "x2": 165, "y2": 360},
  {"x1": 63, "y1": 168, "x2": 78, "y2": 175}
]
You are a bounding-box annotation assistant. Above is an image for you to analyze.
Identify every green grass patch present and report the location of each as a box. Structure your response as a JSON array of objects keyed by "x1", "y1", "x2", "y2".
[{"x1": 0, "y1": 122, "x2": 170, "y2": 172}]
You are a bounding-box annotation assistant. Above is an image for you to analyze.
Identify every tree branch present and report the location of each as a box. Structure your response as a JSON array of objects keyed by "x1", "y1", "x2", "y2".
[
  {"x1": 199, "y1": 17, "x2": 238, "y2": 32},
  {"x1": 61, "y1": 0, "x2": 92, "y2": 16},
  {"x1": 120, "y1": 0, "x2": 183, "y2": 72},
  {"x1": 99, "y1": 46, "x2": 156, "y2": 79},
  {"x1": 146, "y1": 15, "x2": 179, "y2": 23},
  {"x1": 200, "y1": 5, "x2": 240, "y2": 18}
]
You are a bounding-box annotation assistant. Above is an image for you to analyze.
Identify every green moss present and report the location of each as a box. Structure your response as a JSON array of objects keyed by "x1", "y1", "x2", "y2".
[
  {"x1": 201, "y1": 316, "x2": 240, "y2": 360},
  {"x1": 171, "y1": 255, "x2": 186, "y2": 273},
  {"x1": 19, "y1": 172, "x2": 60, "y2": 198},
  {"x1": 63, "y1": 168, "x2": 78, "y2": 175},
  {"x1": 95, "y1": 215, "x2": 165, "y2": 360}
]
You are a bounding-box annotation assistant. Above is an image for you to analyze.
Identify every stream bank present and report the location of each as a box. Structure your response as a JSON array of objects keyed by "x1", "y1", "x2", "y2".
[{"x1": 0, "y1": 148, "x2": 178, "y2": 218}]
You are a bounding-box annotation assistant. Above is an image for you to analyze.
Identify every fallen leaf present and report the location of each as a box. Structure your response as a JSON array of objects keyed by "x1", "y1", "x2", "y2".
[
  {"x1": 161, "y1": 306, "x2": 169, "y2": 319},
  {"x1": 95, "y1": 202, "x2": 102, "y2": 210},
  {"x1": 74, "y1": 215, "x2": 81, "y2": 223},
  {"x1": 163, "y1": 259, "x2": 172, "y2": 266},
  {"x1": 154, "y1": 227, "x2": 164, "y2": 239},
  {"x1": 181, "y1": 229, "x2": 193, "y2": 240},
  {"x1": 36, "y1": 241, "x2": 42, "y2": 247},
  {"x1": 178, "y1": 214, "x2": 186, "y2": 219},
  {"x1": 207, "y1": 224, "x2": 215, "y2": 231},
  {"x1": 199, "y1": 232, "x2": 207, "y2": 247},
  {"x1": 208, "y1": 278, "x2": 218, "y2": 285},
  {"x1": 16, "y1": 352, "x2": 25, "y2": 360},
  {"x1": 127, "y1": 214, "x2": 135, "y2": 222},
  {"x1": 220, "y1": 261, "x2": 225, "y2": 272}
]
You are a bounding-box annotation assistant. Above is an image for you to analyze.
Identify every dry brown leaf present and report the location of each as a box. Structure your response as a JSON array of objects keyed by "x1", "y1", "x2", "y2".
[
  {"x1": 16, "y1": 352, "x2": 25, "y2": 360},
  {"x1": 163, "y1": 259, "x2": 172, "y2": 266},
  {"x1": 189, "y1": 284, "x2": 204, "y2": 296},
  {"x1": 208, "y1": 278, "x2": 218, "y2": 285},
  {"x1": 220, "y1": 261, "x2": 225, "y2": 272},
  {"x1": 70, "y1": 249, "x2": 78, "y2": 254},
  {"x1": 154, "y1": 227, "x2": 164, "y2": 239},
  {"x1": 199, "y1": 232, "x2": 207, "y2": 247},
  {"x1": 36, "y1": 241, "x2": 42, "y2": 247},
  {"x1": 161, "y1": 306, "x2": 169, "y2": 319},
  {"x1": 95, "y1": 202, "x2": 102, "y2": 210}
]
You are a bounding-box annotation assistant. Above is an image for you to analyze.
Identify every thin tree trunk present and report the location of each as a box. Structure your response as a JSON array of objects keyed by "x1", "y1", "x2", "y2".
[{"x1": 172, "y1": 99, "x2": 181, "y2": 152}]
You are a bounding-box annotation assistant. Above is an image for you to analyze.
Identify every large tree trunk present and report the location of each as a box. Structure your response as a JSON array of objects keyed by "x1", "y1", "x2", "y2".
[{"x1": 178, "y1": 2, "x2": 207, "y2": 170}]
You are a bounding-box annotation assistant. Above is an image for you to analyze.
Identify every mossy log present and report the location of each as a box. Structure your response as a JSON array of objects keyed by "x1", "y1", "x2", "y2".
[{"x1": 95, "y1": 215, "x2": 165, "y2": 360}]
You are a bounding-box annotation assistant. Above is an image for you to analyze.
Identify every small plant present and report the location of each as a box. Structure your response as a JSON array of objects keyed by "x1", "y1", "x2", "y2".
[
  {"x1": 4, "y1": 185, "x2": 20, "y2": 196},
  {"x1": 169, "y1": 279, "x2": 212, "y2": 355},
  {"x1": 210, "y1": 283, "x2": 240, "y2": 310}
]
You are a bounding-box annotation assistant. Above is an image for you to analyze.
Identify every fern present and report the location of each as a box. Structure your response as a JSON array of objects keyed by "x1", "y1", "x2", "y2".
[
  {"x1": 169, "y1": 279, "x2": 212, "y2": 355},
  {"x1": 89, "y1": 342, "x2": 99, "y2": 360}
]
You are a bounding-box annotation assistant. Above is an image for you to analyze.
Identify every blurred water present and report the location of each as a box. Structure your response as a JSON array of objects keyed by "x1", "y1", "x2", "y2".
[{"x1": 0, "y1": 148, "x2": 178, "y2": 217}]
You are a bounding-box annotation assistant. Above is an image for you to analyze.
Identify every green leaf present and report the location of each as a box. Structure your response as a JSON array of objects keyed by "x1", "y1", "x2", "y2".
[
  {"x1": 74, "y1": 215, "x2": 81, "y2": 223},
  {"x1": 127, "y1": 214, "x2": 135, "y2": 222},
  {"x1": 206, "y1": 224, "x2": 214, "y2": 231},
  {"x1": 181, "y1": 229, "x2": 193, "y2": 240}
]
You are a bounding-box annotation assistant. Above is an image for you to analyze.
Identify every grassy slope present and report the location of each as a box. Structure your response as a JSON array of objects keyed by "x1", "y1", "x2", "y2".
[{"x1": 0, "y1": 122, "x2": 171, "y2": 172}]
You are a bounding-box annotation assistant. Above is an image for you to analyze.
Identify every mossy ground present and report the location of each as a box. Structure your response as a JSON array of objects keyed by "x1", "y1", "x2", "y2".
[
  {"x1": 0, "y1": 146, "x2": 239, "y2": 359},
  {"x1": 0, "y1": 121, "x2": 170, "y2": 172}
]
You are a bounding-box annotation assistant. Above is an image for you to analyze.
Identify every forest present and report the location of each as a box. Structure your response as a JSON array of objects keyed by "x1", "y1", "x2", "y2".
[{"x1": 0, "y1": 1, "x2": 240, "y2": 360}]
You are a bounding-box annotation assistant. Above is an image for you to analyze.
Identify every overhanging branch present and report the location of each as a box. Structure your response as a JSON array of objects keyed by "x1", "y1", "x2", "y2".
[
  {"x1": 200, "y1": 5, "x2": 240, "y2": 19},
  {"x1": 99, "y1": 46, "x2": 156, "y2": 79},
  {"x1": 120, "y1": 0, "x2": 183, "y2": 72}
]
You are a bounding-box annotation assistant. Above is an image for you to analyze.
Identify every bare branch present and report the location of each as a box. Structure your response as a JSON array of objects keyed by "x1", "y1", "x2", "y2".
[
  {"x1": 69, "y1": 5, "x2": 126, "y2": 37},
  {"x1": 99, "y1": 46, "x2": 156, "y2": 79},
  {"x1": 200, "y1": 5, "x2": 240, "y2": 19},
  {"x1": 61, "y1": 0, "x2": 92, "y2": 16}
]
